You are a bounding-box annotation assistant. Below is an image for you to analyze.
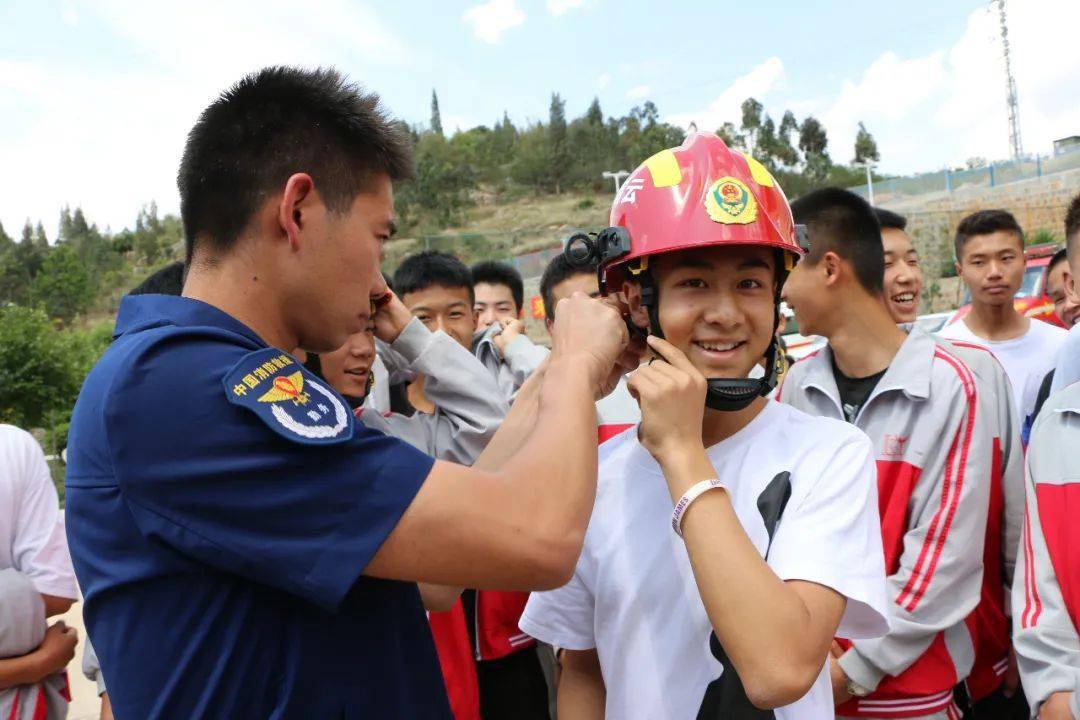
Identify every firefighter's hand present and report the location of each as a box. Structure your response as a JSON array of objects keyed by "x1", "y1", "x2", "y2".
[
  {"x1": 550, "y1": 292, "x2": 635, "y2": 399},
  {"x1": 627, "y1": 336, "x2": 706, "y2": 463},
  {"x1": 372, "y1": 290, "x2": 414, "y2": 344}
]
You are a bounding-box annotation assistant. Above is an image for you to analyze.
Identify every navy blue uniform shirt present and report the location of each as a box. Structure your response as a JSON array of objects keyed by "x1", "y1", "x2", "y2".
[{"x1": 65, "y1": 295, "x2": 452, "y2": 719}]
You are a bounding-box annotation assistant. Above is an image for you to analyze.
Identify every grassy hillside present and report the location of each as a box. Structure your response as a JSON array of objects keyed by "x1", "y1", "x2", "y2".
[{"x1": 384, "y1": 189, "x2": 612, "y2": 269}]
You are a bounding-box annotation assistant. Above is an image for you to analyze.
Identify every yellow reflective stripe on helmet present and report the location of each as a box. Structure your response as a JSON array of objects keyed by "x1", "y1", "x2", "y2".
[
  {"x1": 744, "y1": 155, "x2": 775, "y2": 188},
  {"x1": 644, "y1": 150, "x2": 682, "y2": 188}
]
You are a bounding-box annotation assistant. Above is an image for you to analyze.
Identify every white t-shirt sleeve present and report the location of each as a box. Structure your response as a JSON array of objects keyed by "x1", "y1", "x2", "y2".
[
  {"x1": 519, "y1": 560, "x2": 597, "y2": 651},
  {"x1": 1050, "y1": 323, "x2": 1080, "y2": 395},
  {"x1": 9, "y1": 429, "x2": 78, "y2": 599},
  {"x1": 767, "y1": 431, "x2": 891, "y2": 640}
]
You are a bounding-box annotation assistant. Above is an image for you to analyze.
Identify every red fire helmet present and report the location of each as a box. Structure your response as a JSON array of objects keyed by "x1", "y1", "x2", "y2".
[{"x1": 603, "y1": 132, "x2": 805, "y2": 291}]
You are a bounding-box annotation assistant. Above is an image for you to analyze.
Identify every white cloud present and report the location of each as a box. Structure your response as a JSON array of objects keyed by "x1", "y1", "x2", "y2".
[
  {"x1": 596, "y1": 72, "x2": 611, "y2": 90},
  {"x1": 815, "y1": 1, "x2": 1080, "y2": 172},
  {"x1": 463, "y1": 0, "x2": 526, "y2": 44},
  {"x1": 0, "y1": 1, "x2": 412, "y2": 238},
  {"x1": 666, "y1": 57, "x2": 784, "y2": 131},
  {"x1": 626, "y1": 84, "x2": 651, "y2": 100},
  {"x1": 547, "y1": 0, "x2": 585, "y2": 17}
]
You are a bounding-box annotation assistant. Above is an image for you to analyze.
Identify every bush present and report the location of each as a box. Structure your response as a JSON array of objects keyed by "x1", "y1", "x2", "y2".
[{"x1": 0, "y1": 304, "x2": 111, "y2": 429}]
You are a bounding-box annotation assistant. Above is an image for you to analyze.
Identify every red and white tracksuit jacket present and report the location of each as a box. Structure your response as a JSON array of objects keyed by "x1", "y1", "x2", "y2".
[
  {"x1": 1012, "y1": 382, "x2": 1080, "y2": 719},
  {"x1": 780, "y1": 328, "x2": 993, "y2": 718},
  {"x1": 938, "y1": 339, "x2": 1025, "y2": 701},
  {"x1": 428, "y1": 591, "x2": 536, "y2": 720},
  {"x1": 596, "y1": 377, "x2": 641, "y2": 443}
]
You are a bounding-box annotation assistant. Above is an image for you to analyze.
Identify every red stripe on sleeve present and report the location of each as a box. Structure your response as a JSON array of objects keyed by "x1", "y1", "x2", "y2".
[{"x1": 896, "y1": 349, "x2": 976, "y2": 611}]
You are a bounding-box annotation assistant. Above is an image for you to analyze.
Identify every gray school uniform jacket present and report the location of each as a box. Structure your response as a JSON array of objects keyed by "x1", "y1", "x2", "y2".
[
  {"x1": 81, "y1": 637, "x2": 106, "y2": 696},
  {"x1": 936, "y1": 338, "x2": 1026, "y2": 698},
  {"x1": 0, "y1": 569, "x2": 68, "y2": 720},
  {"x1": 363, "y1": 318, "x2": 508, "y2": 464},
  {"x1": 780, "y1": 327, "x2": 993, "y2": 716},
  {"x1": 472, "y1": 325, "x2": 549, "y2": 402},
  {"x1": 1012, "y1": 383, "x2": 1080, "y2": 719}
]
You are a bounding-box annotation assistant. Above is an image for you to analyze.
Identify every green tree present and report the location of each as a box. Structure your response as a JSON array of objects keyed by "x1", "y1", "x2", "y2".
[
  {"x1": 776, "y1": 111, "x2": 801, "y2": 168},
  {"x1": 716, "y1": 121, "x2": 745, "y2": 150},
  {"x1": 799, "y1": 116, "x2": 831, "y2": 185},
  {"x1": 853, "y1": 121, "x2": 880, "y2": 164},
  {"x1": 0, "y1": 305, "x2": 84, "y2": 427},
  {"x1": 31, "y1": 244, "x2": 94, "y2": 322},
  {"x1": 396, "y1": 132, "x2": 476, "y2": 229},
  {"x1": 33, "y1": 221, "x2": 48, "y2": 249},
  {"x1": 549, "y1": 93, "x2": 568, "y2": 194},
  {"x1": 585, "y1": 97, "x2": 603, "y2": 126},
  {"x1": 740, "y1": 98, "x2": 764, "y2": 152},
  {"x1": 430, "y1": 89, "x2": 444, "y2": 137}
]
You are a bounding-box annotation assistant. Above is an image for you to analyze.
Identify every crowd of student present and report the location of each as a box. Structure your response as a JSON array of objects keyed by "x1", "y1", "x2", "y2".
[{"x1": 2, "y1": 66, "x2": 1079, "y2": 720}]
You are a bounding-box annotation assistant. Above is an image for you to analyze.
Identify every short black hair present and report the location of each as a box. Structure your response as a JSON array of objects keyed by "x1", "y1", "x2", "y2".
[
  {"x1": 954, "y1": 209, "x2": 1024, "y2": 261},
  {"x1": 1065, "y1": 192, "x2": 1080, "y2": 260},
  {"x1": 178, "y1": 66, "x2": 413, "y2": 264},
  {"x1": 540, "y1": 253, "x2": 596, "y2": 322},
  {"x1": 874, "y1": 207, "x2": 907, "y2": 231},
  {"x1": 129, "y1": 261, "x2": 185, "y2": 296},
  {"x1": 471, "y1": 260, "x2": 524, "y2": 313},
  {"x1": 393, "y1": 250, "x2": 474, "y2": 304},
  {"x1": 790, "y1": 187, "x2": 885, "y2": 295},
  {"x1": 1048, "y1": 247, "x2": 1069, "y2": 275}
]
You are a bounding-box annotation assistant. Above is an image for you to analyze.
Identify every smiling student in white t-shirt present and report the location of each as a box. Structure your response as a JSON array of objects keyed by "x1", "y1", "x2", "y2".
[
  {"x1": 520, "y1": 134, "x2": 889, "y2": 720},
  {"x1": 937, "y1": 210, "x2": 1066, "y2": 429}
]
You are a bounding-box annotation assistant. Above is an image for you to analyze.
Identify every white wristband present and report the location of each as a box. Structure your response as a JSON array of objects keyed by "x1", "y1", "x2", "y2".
[{"x1": 672, "y1": 478, "x2": 729, "y2": 537}]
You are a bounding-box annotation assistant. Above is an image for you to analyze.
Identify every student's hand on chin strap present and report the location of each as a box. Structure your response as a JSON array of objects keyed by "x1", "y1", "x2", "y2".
[
  {"x1": 627, "y1": 336, "x2": 707, "y2": 462},
  {"x1": 493, "y1": 318, "x2": 524, "y2": 352},
  {"x1": 372, "y1": 290, "x2": 414, "y2": 343}
]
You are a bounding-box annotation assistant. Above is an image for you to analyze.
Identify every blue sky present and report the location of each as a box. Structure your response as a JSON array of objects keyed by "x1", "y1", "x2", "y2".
[{"x1": 2, "y1": 0, "x2": 1078, "y2": 237}]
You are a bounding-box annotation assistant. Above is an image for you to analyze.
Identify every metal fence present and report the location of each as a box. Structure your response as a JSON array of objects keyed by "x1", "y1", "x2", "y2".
[{"x1": 848, "y1": 150, "x2": 1080, "y2": 204}]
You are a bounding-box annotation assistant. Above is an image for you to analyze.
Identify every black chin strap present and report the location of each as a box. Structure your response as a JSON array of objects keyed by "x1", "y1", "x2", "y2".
[{"x1": 633, "y1": 264, "x2": 784, "y2": 413}]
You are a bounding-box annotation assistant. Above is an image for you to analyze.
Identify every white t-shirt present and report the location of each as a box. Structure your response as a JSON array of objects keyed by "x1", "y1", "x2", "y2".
[
  {"x1": 938, "y1": 317, "x2": 1066, "y2": 425},
  {"x1": 520, "y1": 401, "x2": 890, "y2": 720},
  {"x1": 0, "y1": 425, "x2": 77, "y2": 598},
  {"x1": 1050, "y1": 322, "x2": 1080, "y2": 395}
]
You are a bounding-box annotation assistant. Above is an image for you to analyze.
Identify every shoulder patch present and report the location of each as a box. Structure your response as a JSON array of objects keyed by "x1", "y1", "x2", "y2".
[{"x1": 223, "y1": 348, "x2": 354, "y2": 445}]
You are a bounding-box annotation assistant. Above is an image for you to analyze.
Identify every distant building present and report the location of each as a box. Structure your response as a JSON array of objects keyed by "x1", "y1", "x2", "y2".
[{"x1": 1053, "y1": 135, "x2": 1080, "y2": 157}]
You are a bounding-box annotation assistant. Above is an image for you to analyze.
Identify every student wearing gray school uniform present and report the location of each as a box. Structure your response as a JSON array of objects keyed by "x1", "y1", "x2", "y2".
[
  {"x1": 1012, "y1": 382, "x2": 1080, "y2": 720},
  {"x1": 312, "y1": 289, "x2": 508, "y2": 465},
  {"x1": 875, "y1": 206, "x2": 1027, "y2": 713},
  {"x1": 471, "y1": 261, "x2": 550, "y2": 401},
  {"x1": 781, "y1": 190, "x2": 995, "y2": 720}
]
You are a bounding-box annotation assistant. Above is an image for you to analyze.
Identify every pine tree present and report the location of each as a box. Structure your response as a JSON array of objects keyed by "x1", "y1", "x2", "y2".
[
  {"x1": 58, "y1": 206, "x2": 74, "y2": 243},
  {"x1": 549, "y1": 93, "x2": 568, "y2": 194},
  {"x1": 33, "y1": 221, "x2": 48, "y2": 249},
  {"x1": 430, "y1": 89, "x2": 444, "y2": 137},
  {"x1": 0, "y1": 220, "x2": 12, "y2": 250},
  {"x1": 585, "y1": 97, "x2": 603, "y2": 126}
]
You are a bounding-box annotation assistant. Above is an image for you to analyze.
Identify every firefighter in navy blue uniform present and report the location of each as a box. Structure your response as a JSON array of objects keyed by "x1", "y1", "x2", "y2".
[{"x1": 63, "y1": 67, "x2": 635, "y2": 720}]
